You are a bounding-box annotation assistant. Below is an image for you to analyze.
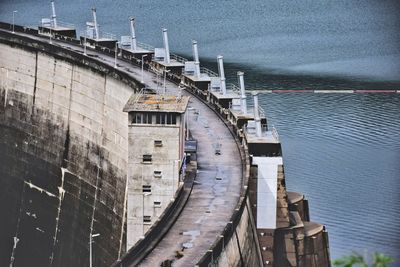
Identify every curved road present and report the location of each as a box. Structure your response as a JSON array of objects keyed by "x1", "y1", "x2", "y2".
[
  {"x1": 7, "y1": 30, "x2": 243, "y2": 266},
  {"x1": 140, "y1": 91, "x2": 242, "y2": 266}
]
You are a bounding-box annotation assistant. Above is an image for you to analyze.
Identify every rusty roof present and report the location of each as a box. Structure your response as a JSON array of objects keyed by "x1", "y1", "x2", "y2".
[{"x1": 123, "y1": 94, "x2": 189, "y2": 113}]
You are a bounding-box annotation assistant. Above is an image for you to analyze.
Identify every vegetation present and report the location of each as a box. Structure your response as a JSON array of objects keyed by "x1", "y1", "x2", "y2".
[{"x1": 333, "y1": 252, "x2": 394, "y2": 267}]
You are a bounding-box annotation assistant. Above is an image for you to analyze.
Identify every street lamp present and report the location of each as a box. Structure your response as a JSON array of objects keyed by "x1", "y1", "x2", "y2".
[
  {"x1": 114, "y1": 42, "x2": 119, "y2": 68},
  {"x1": 89, "y1": 233, "x2": 100, "y2": 267},
  {"x1": 163, "y1": 69, "x2": 170, "y2": 94},
  {"x1": 12, "y1": 10, "x2": 18, "y2": 33},
  {"x1": 141, "y1": 55, "x2": 145, "y2": 83}
]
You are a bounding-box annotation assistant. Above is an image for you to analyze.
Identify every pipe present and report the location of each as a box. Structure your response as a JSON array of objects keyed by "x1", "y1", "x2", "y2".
[
  {"x1": 92, "y1": 8, "x2": 99, "y2": 40},
  {"x1": 192, "y1": 40, "x2": 201, "y2": 78},
  {"x1": 237, "y1": 71, "x2": 247, "y2": 114},
  {"x1": 253, "y1": 93, "x2": 262, "y2": 137},
  {"x1": 51, "y1": 1, "x2": 57, "y2": 28},
  {"x1": 217, "y1": 55, "x2": 226, "y2": 95},
  {"x1": 162, "y1": 29, "x2": 170, "y2": 64},
  {"x1": 129, "y1": 17, "x2": 137, "y2": 51}
]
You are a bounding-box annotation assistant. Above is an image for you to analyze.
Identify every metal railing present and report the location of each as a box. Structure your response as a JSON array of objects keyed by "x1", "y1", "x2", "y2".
[
  {"x1": 56, "y1": 20, "x2": 75, "y2": 29},
  {"x1": 137, "y1": 41, "x2": 154, "y2": 51},
  {"x1": 170, "y1": 53, "x2": 188, "y2": 63},
  {"x1": 243, "y1": 124, "x2": 268, "y2": 135},
  {"x1": 100, "y1": 31, "x2": 116, "y2": 40},
  {"x1": 227, "y1": 83, "x2": 240, "y2": 94},
  {"x1": 272, "y1": 125, "x2": 280, "y2": 142},
  {"x1": 200, "y1": 67, "x2": 218, "y2": 77}
]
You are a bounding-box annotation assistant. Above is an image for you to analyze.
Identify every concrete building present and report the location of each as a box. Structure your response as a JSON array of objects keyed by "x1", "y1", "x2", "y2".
[{"x1": 123, "y1": 93, "x2": 189, "y2": 249}]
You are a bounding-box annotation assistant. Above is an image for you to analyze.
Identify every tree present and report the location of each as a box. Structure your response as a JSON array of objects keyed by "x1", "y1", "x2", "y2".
[{"x1": 333, "y1": 252, "x2": 394, "y2": 267}]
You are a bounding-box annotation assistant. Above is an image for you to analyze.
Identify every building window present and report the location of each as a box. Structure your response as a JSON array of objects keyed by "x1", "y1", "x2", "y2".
[
  {"x1": 143, "y1": 113, "x2": 152, "y2": 124},
  {"x1": 154, "y1": 140, "x2": 163, "y2": 147},
  {"x1": 156, "y1": 113, "x2": 166, "y2": 124},
  {"x1": 132, "y1": 112, "x2": 152, "y2": 124},
  {"x1": 154, "y1": 201, "x2": 161, "y2": 207},
  {"x1": 166, "y1": 113, "x2": 176, "y2": 125},
  {"x1": 155, "y1": 113, "x2": 176, "y2": 125},
  {"x1": 143, "y1": 216, "x2": 151, "y2": 223},
  {"x1": 143, "y1": 185, "x2": 151, "y2": 193},
  {"x1": 142, "y1": 154, "x2": 152, "y2": 163},
  {"x1": 153, "y1": 171, "x2": 162, "y2": 178}
]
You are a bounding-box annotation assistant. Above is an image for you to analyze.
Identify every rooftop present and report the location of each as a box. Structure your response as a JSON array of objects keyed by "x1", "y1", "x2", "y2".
[
  {"x1": 123, "y1": 94, "x2": 189, "y2": 113},
  {"x1": 210, "y1": 90, "x2": 240, "y2": 100},
  {"x1": 183, "y1": 73, "x2": 211, "y2": 82},
  {"x1": 244, "y1": 121, "x2": 280, "y2": 144},
  {"x1": 154, "y1": 59, "x2": 185, "y2": 68}
]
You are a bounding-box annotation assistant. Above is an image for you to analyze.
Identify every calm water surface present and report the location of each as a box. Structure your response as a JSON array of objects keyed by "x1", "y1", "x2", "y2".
[{"x1": 1, "y1": 0, "x2": 399, "y2": 262}]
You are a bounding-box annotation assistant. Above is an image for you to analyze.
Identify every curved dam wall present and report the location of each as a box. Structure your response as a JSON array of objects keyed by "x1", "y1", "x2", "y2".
[{"x1": 0, "y1": 31, "x2": 141, "y2": 267}]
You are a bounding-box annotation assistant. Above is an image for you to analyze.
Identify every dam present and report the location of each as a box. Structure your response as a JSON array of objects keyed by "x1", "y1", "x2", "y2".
[{"x1": 0, "y1": 8, "x2": 330, "y2": 267}]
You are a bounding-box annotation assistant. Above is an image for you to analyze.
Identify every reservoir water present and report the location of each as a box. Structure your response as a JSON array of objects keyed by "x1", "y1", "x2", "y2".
[{"x1": 1, "y1": 0, "x2": 399, "y2": 262}]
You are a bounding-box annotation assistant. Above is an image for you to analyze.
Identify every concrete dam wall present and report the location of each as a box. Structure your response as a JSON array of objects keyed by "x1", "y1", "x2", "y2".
[
  {"x1": 0, "y1": 27, "x2": 330, "y2": 267},
  {"x1": 0, "y1": 32, "x2": 141, "y2": 267}
]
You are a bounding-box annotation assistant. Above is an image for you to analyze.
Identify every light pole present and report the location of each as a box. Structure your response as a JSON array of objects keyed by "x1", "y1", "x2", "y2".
[
  {"x1": 163, "y1": 69, "x2": 170, "y2": 94},
  {"x1": 12, "y1": 10, "x2": 17, "y2": 33},
  {"x1": 89, "y1": 233, "x2": 100, "y2": 267},
  {"x1": 141, "y1": 55, "x2": 145, "y2": 83},
  {"x1": 114, "y1": 42, "x2": 119, "y2": 68}
]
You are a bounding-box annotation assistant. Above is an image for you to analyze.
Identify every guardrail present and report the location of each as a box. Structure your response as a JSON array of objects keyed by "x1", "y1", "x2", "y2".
[
  {"x1": 200, "y1": 67, "x2": 218, "y2": 77},
  {"x1": 57, "y1": 20, "x2": 75, "y2": 29},
  {"x1": 170, "y1": 53, "x2": 188, "y2": 63},
  {"x1": 137, "y1": 41, "x2": 154, "y2": 51}
]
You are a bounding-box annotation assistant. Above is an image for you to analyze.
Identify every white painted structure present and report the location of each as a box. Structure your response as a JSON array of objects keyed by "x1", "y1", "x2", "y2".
[
  {"x1": 244, "y1": 92, "x2": 281, "y2": 229},
  {"x1": 217, "y1": 55, "x2": 227, "y2": 95},
  {"x1": 237, "y1": 71, "x2": 247, "y2": 115},
  {"x1": 51, "y1": 1, "x2": 57, "y2": 28},
  {"x1": 124, "y1": 94, "x2": 189, "y2": 249},
  {"x1": 252, "y1": 157, "x2": 282, "y2": 229},
  {"x1": 162, "y1": 29, "x2": 170, "y2": 64},
  {"x1": 129, "y1": 17, "x2": 137, "y2": 51}
]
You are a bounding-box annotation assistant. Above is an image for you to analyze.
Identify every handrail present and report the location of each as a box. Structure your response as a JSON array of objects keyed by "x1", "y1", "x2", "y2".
[
  {"x1": 170, "y1": 53, "x2": 188, "y2": 63},
  {"x1": 272, "y1": 125, "x2": 280, "y2": 142},
  {"x1": 137, "y1": 41, "x2": 154, "y2": 51},
  {"x1": 200, "y1": 67, "x2": 218, "y2": 77}
]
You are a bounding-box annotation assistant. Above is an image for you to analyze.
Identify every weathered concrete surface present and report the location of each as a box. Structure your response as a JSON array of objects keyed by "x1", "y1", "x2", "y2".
[
  {"x1": 0, "y1": 34, "x2": 138, "y2": 267},
  {"x1": 211, "y1": 198, "x2": 262, "y2": 267}
]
